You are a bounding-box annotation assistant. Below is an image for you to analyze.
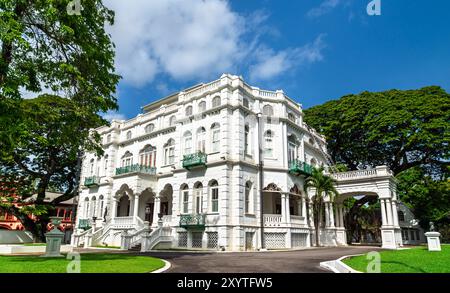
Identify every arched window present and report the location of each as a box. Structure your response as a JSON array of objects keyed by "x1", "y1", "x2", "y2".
[
  {"x1": 126, "y1": 131, "x2": 132, "y2": 140},
  {"x1": 287, "y1": 135, "x2": 298, "y2": 163},
  {"x1": 139, "y1": 145, "x2": 156, "y2": 167},
  {"x1": 196, "y1": 127, "x2": 206, "y2": 153},
  {"x1": 264, "y1": 130, "x2": 274, "y2": 157},
  {"x1": 243, "y1": 98, "x2": 249, "y2": 108},
  {"x1": 244, "y1": 124, "x2": 250, "y2": 155},
  {"x1": 89, "y1": 158, "x2": 94, "y2": 175},
  {"x1": 194, "y1": 182, "x2": 203, "y2": 214},
  {"x1": 209, "y1": 180, "x2": 219, "y2": 213},
  {"x1": 106, "y1": 134, "x2": 111, "y2": 143},
  {"x1": 211, "y1": 123, "x2": 220, "y2": 152},
  {"x1": 104, "y1": 155, "x2": 109, "y2": 174},
  {"x1": 245, "y1": 181, "x2": 252, "y2": 214},
  {"x1": 169, "y1": 116, "x2": 176, "y2": 127},
  {"x1": 121, "y1": 151, "x2": 133, "y2": 167},
  {"x1": 99, "y1": 195, "x2": 104, "y2": 218},
  {"x1": 183, "y1": 131, "x2": 192, "y2": 155},
  {"x1": 84, "y1": 198, "x2": 90, "y2": 218},
  {"x1": 310, "y1": 158, "x2": 317, "y2": 167},
  {"x1": 181, "y1": 185, "x2": 189, "y2": 214},
  {"x1": 185, "y1": 106, "x2": 193, "y2": 116},
  {"x1": 91, "y1": 196, "x2": 97, "y2": 218},
  {"x1": 164, "y1": 139, "x2": 175, "y2": 165},
  {"x1": 288, "y1": 112, "x2": 296, "y2": 122},
  {"x1": 198, "y1": 101, "x2": 206, "y2": 112},
  {"x1": 398, "y1": 211, "x2": 405, "y2": 222},
  {"x1": 212, "y1": 96, "x2": 221, "y2": 107},
  {"x1": 145, "y1": 123, "x2": 154, "y2": 133},
  {"x1": 263, "y1": 105, "x2": 274, "y2": 116}
]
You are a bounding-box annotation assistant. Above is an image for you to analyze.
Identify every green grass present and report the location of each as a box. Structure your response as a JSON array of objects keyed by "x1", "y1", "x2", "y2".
[
  {"x1": 0, "y1": 253, "x2": 165, "y2": 273},
  {"x1": 92, "y1": 245, "x2": 121, "y2": 249},
  {"x1": 23, "y1": 243, "x2": 47, "y2": 246},
  {"x1": 343, "y1": 245, "x2": 450, "y2": 273}
]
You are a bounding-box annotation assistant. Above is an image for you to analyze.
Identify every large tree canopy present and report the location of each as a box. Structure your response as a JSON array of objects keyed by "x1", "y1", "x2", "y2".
[
  {"x1": 0, "y1": 0, "x2": 119, "y2": 241},
  {"x1": 304, "y1": 86, "x2": 449, "y2": 177}
]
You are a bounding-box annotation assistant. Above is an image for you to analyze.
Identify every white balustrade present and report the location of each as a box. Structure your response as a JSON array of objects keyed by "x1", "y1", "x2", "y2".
[
  {"x1": 263, "y1": 214, "x2": 283, "y2": 227},
  {"x1": 331, "y1": 166, "x2": 392, "y2": 181}
]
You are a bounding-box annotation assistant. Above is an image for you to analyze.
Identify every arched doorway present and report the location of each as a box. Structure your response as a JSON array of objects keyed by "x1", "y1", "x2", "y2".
[
  {"x1": 160, "y1": 184, "x2": 173, "y2": 216},
  {"x1": 138, "y1": 188, "x2": 156, "y2": 225},
  {"x1": 117, "y1": 194, "x2": 131, "y2": 217}
]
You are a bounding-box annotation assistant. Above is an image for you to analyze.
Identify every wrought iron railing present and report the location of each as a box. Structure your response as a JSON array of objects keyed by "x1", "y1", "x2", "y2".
[
  {"x1": 179, "y1": 214, "x2": 206, "y2": 228},
  {"x1": 84, "y1": 176, "x2": 100, "y2": 187},
  {"x1": 78, "y1": 219, "x2": 91, "y2": 230},
  {"x1": 182, "y1": 152, "x2": 207, "y2": 170},
  {"x1": 288, "y1": 160, "x2": 313, "y2": 176},
  {"x1": 115, "y1": 164, "x2": 157, "y2": 176}
]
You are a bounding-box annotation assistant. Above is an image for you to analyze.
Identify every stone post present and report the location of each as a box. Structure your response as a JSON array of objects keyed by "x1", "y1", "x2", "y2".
[
  {"x1": 152, "y1": 196, "x2": 161, "y2": 227},
  {"x1": 285, "y1": 194, "x2": 291, "y2": 223},
  {"x1": 133, "y1": 194, "x2": 140, "y2": 225},
  {"x1": 281, "y1": 194, "x2": 286, "y2": 223}
]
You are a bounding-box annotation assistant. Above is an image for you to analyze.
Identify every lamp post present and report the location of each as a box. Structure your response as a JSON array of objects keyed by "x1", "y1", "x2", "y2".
[{"x1": 257, "y1": 112, "x2": 265, "y2": 250}]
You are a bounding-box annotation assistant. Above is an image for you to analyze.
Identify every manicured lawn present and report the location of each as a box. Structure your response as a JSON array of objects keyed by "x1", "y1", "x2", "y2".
[
  {"x1": 343, "y1": 245, "x2": 450, "y2": 273},
  {"x1": 0, "y1": 253, "x2": 165, "y2": 273},
  {"x1": 23, "y1": 243, "x2": 47, "y2": 246},
  {"x1": 92, "y1": 245, "x2": 121, "y2": 249}
]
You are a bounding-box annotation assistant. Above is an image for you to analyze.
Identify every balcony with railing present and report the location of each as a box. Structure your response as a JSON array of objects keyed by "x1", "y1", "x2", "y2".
[
  {"x1": 115, "y1": 164, "x2": 157, "y2": 176},
  {"x1": 182, "y1": 152, "x2": 207, "y2": 170},
  {"x1": 288, "y1": 160, "x2": 313, "y2": 176},
  {"x1": 179, "y1": 214, "x2": 206, "y2": 229},
  {"x1": 84, "y1": 176, "x2": 100, "y2": 187}
]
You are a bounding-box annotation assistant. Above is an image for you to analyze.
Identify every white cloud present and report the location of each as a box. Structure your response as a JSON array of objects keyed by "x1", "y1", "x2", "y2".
[
  {"x1": 249, "y1": 35, "x2": 326, "y2": 82},
  {"x1": 307, "y1": 0, "x2": 341, "y2": 18},
  {"x1": 102, "y1": 111, "x2": 126, "y2": 122},
  {"x1": 106, "y1": 0, "x2": 246, "y2": 87}
]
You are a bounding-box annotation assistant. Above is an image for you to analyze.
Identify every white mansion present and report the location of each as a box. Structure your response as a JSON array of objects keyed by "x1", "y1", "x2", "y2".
[{"x1": 72, "y1": 74, "x2": 409, "y2": 251}]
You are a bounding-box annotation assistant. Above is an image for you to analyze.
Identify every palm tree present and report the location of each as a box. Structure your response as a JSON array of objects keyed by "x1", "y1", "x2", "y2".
[{"x1": 304, "y1": 166, "x2": 338, "y2": 247}]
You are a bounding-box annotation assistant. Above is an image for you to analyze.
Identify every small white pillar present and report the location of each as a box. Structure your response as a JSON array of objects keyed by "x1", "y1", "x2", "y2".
[
  {"x1": 425, "y1": 232, "x2": 441, "y2": 251},
  {"x1": 386, "y1": 199, "x2": 394, "y2": 226},
  {"x1": 281, "y1": 194, "x2": 287, "y2": 223},
  {"x1": 285, "y1": 194, "x2": 291, "y2": 223},
  {"x1": 133, "y1": 194, "x2": 139, "y2": 224},
  {"x1": 380, "y1": 199, "x2": 387, "y2": 227},
  {"x1": 329, "y1": 203, "x2": 335, "y2": 228},
  {"x1": 302, "y1": 198, "x2": 307, "y2": 219},
  {"x1": 152, "y1": 196, "x2": 161, "y2": 227},
  {"x1": 324, "y1": 202, "x2": 330, "y2": 227}
]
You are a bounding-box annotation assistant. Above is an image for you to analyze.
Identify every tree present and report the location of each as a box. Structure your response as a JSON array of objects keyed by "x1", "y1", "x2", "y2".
[
  {"x1": 0, "y1": 0, "x2": 119, "y2": 241},
  {"x1": 304, "y1": 86, "x2": 449, "y2": 176},
  {"x1": 304, "y1": 167, "x2": 338, "y2": 246}
]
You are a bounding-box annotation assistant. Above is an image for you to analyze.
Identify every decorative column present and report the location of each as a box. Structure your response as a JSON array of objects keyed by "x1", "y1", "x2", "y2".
[
  {"x1": 392, "y1": 200, "x2": 399, "y2": 227},
  {"x1": 302, "y1": 198, "x2": 307, "y2": 219},
  {"x1": 324, "y1": 202, "x2": 330, "y2": 227},
  {"x1": 308, "y1": 201, "x2": 314, "y2": 228},
  {"x1": 133, "y1": 194, "x2": 139, "y2": 225},
  {"x1": 285, "y1": 194, "x2": 291, "y2": 223},
  {"x1": 329, "y1": 203, "x2": 335, "y2": 228},
  {"x1": 152, "y1": 196, "x2": 161, "y2": 227},
  {"x1": 386, "y1": 199, "x2": 394, "y2": 226},
  {"x1": 111, "y1": 199, "x2": 118, "y2": 220},
  {"x1": 297, "y1": 198, "x2": 302, "y2": 217},
  {"x1": 380, "y1": 199, "x2": 387, "y2": 227},
  {"x1": 281, "y1": 194, "x2": 286, "y2": 223}
]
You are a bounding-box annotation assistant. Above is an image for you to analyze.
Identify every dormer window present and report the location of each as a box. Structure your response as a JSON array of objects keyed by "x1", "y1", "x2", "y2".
[
  {"x1": 145, "y1": 123, "x2": 154, "y2": 133},
  {"x1": 212, "y1": 96, "x2": 221, "y2": 108}
]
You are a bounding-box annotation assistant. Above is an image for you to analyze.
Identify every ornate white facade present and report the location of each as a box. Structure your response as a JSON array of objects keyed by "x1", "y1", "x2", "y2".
[{"x1": 72, "y1": 74, "x2": 403, "y2": 251}]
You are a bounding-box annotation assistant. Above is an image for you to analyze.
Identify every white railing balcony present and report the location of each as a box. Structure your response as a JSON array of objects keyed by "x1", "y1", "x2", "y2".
[
  {"x1": 330, "y1": 165, "x2": 392, "y2": 181},
  {"x1": 112, "y1": 216, "x2": 135, "y2": 229},
  {"x1": 263, "y1": 214, "x2": 283, "y2": 227}
]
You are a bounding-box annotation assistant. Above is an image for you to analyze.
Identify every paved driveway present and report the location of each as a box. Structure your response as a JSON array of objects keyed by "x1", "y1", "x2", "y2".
[{"x1": 142, "y1": 246, "x2": 381, "y2": 273}]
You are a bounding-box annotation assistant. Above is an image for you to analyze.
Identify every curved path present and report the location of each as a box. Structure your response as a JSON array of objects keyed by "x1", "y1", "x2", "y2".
[{"x1": 141, "y1": 246, "x2": 381, "y2": 273}]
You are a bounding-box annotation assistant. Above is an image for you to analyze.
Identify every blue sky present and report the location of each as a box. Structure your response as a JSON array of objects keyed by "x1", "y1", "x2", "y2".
[{"x1": 104, "y1": 0, "x2": 450, "y2": 120}]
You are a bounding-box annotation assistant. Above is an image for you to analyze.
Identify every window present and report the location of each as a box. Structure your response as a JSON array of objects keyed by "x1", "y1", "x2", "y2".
[
  {"x1": 182, "y1": 185, "x2": 189, "y2": 214},
  {"x1": 169, "y1": 116, "x2": 176, "y2": 127},
  {"x1": 264, "y1": 130, "x2": 273, "y2": 157},
  {"x1": 212, "y1": 96, "x2": 221, "y2": 107},
  {"x1": 104, "y1": 155, "x2": 109, "y2": 173},
  {"x1": 398, "y1": 211, "x2": 405, "y2": 222},
  {"x1": 288, "y1": 112, "x2": 296, "y2": 122},
  {"x1": 194, "y1": 182, "x2": 203, "y2": 214},
  {"x1": 210, "y1": 180, "x2": 219, "y2": 213},
  {"x1": 91, "y1": 196, "x2": 97, "y2": 218},
  {"x1": 244, "y1": 124, "x2": 250, "y2": 155},
  {"x1": 287, "y1": 135, "x2": 298, "y2": 163},
  {"x1": 106, "y1": 134, "x2": 111, "y2": 143},
  {"x1": 186, "y1": 106, "x2": 193, "y2": 116},
  {"x1": 121, "y1": 151, "x2": 133, "y2": 167},
  {"x1": 183, "y1": 131, "x2": 192, "y2": 155},
  {"x1": 84, "y1": 198, "x2": 90, "y2": 218},
  {"x1": 263, "y1": 105, "x2": 274, "y2": 116},
  {"x1": 310, "y1": 158, "x2": 317, "y2": 167},
  {"x1": 198, "y1": 101, "x2": 206, "y2": 112},
  {"x1": 164, "y1": 139, "x2": 175, "y2": 165},
  {"x1": 243, "y1": 98, "x2": 249, "y2": 108},
  {"x1": 126, "y1": 131, "x2": 132, "y2": 140},
  {"x1": 196, "y1": 127, "x2": 206, "y2": 153},
  {"x1": 145, "y1": 123, "x2": 154, "y2": 133},
  {"x1": 245, "y1": 181, "x2": 252, "y2": 214},
  {"x1": 139, "y1": 145, "x2": 156, "y2": 167},
  {"x1": 89, "y1": 159, "x2": 94, "y2": 175},
  {"x1": 211, "y1": 123, "x2": 220, "y2": 152},
  {"x1": 99, "y1": 195, "x2": 104, "y2": 218}
]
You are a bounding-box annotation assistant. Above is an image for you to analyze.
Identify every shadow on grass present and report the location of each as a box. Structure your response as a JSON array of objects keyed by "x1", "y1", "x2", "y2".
[{"x1": 382, "y1": 261, "x2": 427, "y2": 273}]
